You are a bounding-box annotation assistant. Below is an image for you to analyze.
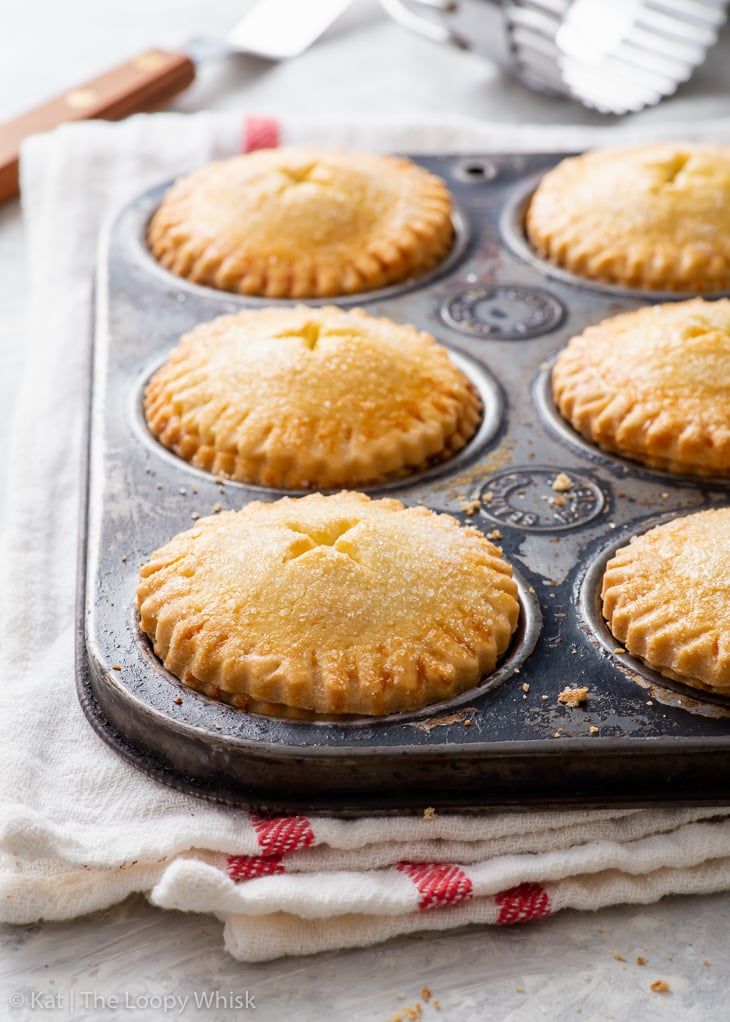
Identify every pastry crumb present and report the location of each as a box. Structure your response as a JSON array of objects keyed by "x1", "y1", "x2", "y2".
[
  {"x1": 487, "y1": 528, "x2": 502, "y2": 540},
  {"x1": 121, "y1": 555, "x2": 127, "y2": 563},
  {"x1": 611, "y1": 951, "x2": 627, "y2": 962},
  {"x1": 482, "y1": 490, "x2": 494, "y2": 504},
  {"x1": 432, "y1": 1001, "x2": 441, "y2": 1011},
  {"x1": 461, "y1": 499, "x2": 481, "y2": 516},
  {"x1": 423, "y1": 807, "x2": 437, "y2": 821},
  {"x1": 421, "y1": 987, "x2": 431, "y2": 1002},
  {"x1": 703, "y1": 959, "x2": 711, "y2": 966},
  {"x1": 553, "y1": 729, "x2": 563, "y2": 738},
  {"x1": 191, "y1": 512, "x2": 200, "y2": 520},
  {"x1": 613, "y1": 647, "x2": 626, "y2": 654},
  {"x1": 212, "y1": 502, "x2": 224, "y2": 513},
  {"x1": 522, "y1": 682, "x2": 530, "y2": 693},
  {"x1": 515, "y1": 984, "x2": 525, "y2": 993},
  {"x1": 550, "y1": 495, "x2": 567, "y2": 507},
  {"x1": 589, "y1": 725, "x2": 600, "y2": 735},
  {"x1": 173, "y1": 696, "x2": 183, "y2": 705},
  {"x1": 650, "y1": 980, "x2": 670, "y2": 994},
  {"x1": 552, "y1": 472, "x2": 573, "y2": 492},
  {"x1": 558, "y1": 686, "x2": 589, "y2": 707},
  {"x1": 635, "y1": 956, "x2": 647, "y2": 966},
  {"x1": 111, "y1": 664, "x2": 122, "y2": 671}
]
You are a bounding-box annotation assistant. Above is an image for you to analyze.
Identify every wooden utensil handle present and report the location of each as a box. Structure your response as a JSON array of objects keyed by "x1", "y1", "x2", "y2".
[{"x1": 0, "y1": 49, "x2": 195, "y2": 203}]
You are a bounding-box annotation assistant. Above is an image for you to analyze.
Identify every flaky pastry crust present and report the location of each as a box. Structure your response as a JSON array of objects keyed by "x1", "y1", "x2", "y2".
[
  {"x1": 527, "y1": 144, "x2": 730, "y2": 292},
  {"x1": 552, "y1": 299, "x2": 730, "y2": 477},
  {"x1": 144, "y1": 305, "x2": 482, "y2": 489},
  {"x1": 148, "y1": 147, "x2": 454, "y2": 298},
  {"x1": 137, "y1": 492, "x2": 521, "y2": 715},
  {"x1": 602, "y1": 509, "x2": 730, "y2": 694}
]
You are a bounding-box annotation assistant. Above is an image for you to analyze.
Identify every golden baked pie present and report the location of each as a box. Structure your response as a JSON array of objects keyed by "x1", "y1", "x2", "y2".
[
  {"x1": 552, "y1": 299, "x2": 730, "y2": 477},
  {"x1": 526, "y1": 144, "x2": 730, "y2": 292},
  {"x1": 144, "y1": 305, "x2": 482, "y2": 489},
  {"x1": 602, "y1": 509, "x2": 730, "y2": 694},
  {"x1": 137, "y1": 492, "x2": 521, "y2": 716},
  {"x1": 148, "y1": 146, "x2": 454, "y2": 298}
]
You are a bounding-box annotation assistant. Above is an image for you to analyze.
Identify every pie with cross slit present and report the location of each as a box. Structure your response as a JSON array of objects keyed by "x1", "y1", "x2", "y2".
[
  {"x1": 147, "y1": 146, "x2": 454, "y2": 298},
  {"x1": 526, "y1": 143, "x2": 730, "y2": 292},
  {"x1": 601, "y1": 508, "x2": 730, "y2": 694},
  {"x1": 144, "y1": 305, "x2": 482, "y2": 489},
  {"x1": 551, "y1": 299, "x2": 730, "y2": 477},
  {"x1": 136, "y1": 492, "x2": 521, "y2": 716}
]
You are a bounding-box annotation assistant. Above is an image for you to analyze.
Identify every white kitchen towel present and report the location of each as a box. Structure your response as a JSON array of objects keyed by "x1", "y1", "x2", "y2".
[{"x1": 3, "y1": 111, "x2": 730, "y2": 963}]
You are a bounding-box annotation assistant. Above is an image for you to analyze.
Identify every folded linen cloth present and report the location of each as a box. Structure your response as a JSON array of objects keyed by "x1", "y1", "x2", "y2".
[{"x1": 2, "y1": 111, "x2": 730, "y2": 963}]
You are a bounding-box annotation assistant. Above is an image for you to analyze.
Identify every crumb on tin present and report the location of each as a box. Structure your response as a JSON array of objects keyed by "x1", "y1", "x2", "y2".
[
  {"x1": 558, "y1": 686, "x2": 589, "y2": 707},
  {"x1": 650, "y1": 980, "x2": 670, "y2": 994},
  {"x1": 423, "y1": 807, "x2": 437, "y2": 820},
  {"x1": 552, "y1": 472, "x2": 573, "y2": 492}
]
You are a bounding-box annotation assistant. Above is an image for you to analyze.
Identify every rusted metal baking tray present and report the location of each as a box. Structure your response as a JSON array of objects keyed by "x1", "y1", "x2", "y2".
[{"x1": 76, "y1": 152, "x2": 730, "y2": 814}]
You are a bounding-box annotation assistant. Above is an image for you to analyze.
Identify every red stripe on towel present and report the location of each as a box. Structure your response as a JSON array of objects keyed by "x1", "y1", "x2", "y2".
[
  {"x1": 242, "y1": 115, "x2": 280, "y2": 152},
  {"x1": 495, "y1": 883, "x2": 551, "y2": 925},
  {"x1": 251, "y1": 815, "x2": 316, "y2": 857},
  {"x1": 226, "y1": 854, "x2": 285, "y2": 882},
  {"x1": 397, "y1": 862, "x2": 474, "y2": 911}
]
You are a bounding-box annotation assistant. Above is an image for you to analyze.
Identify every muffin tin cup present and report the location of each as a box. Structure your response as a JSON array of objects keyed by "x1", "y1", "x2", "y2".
[
  {"x1": 133, "y1": 348, "x2": 505, "y2": 496},
  {"x1": 135, "y1": 181, "x2": 472, "y2": 308},
  {"x1": 77, "y1": 152, "x2": 730, "y2": 813},
  {"x1": 578, "y1": 517, "x2": 730, "y2": 721},
  {"x1": 501, "y1": 171, "x2": 730, "y2": 303}
]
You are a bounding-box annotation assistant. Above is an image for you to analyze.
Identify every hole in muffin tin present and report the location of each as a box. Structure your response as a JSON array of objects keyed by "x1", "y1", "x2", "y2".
[
  {"x1": 133, "y1": 348, "x2": 505, "y2": 495},
  {"x1": 134, "y1": 180, "x2": 471, "y2": 307},
  {"x1": 579, "y1": 518, "x2": 730, "y2": 720},
  {"x1": 133, "y1": 567, "x2": 542, "y2": 728},
  {"x1": 501, "y1": 173, "x2": 730, "y2": 302},
  {"x1": 452, "y1": 158, "x2": 499, "y2": 185},
  {"x1": 532, "y1": 366, "x2": 730, "y2": 489}
]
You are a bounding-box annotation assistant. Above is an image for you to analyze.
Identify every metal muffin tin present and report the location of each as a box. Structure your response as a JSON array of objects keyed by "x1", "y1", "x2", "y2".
[{"x1": 77, "y1": 152, "x2": 730, "y2": 814}]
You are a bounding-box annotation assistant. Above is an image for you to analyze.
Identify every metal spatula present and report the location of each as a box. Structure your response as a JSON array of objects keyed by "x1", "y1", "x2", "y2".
[{"x1": 0, "y1": 0, "x2": 355, "y2": 204}]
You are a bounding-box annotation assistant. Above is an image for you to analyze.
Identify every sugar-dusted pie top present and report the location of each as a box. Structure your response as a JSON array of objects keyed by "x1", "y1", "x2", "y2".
[
  {"x1": 552, "y1": 299, "x2": 730, "y2": 476},
  {"x1": 147, "y1": 146, "x2": 454, "y2": 298},
  {"x1": 526, "y1": 144, "x2": 730, "y2": 292},
  {"x1": 602, "y1": 509, "x2": 730, "y2": 693},
  {"x1": 137, "y1": 492, "x2": 520, "y2": 716},
  {"x1": 144, "y1": 305, "x2": 482, "y2": 489}
]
